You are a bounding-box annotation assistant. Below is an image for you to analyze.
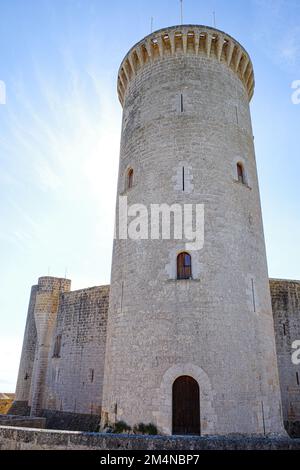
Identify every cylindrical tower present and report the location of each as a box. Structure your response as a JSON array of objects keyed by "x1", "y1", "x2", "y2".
[
  {"x1": 29, "y1": 277, "x2": 71, "y2": 417},
  {"x1": 102, "y1": 25, "x2": 285, "y2": 435},
  {"x1": 10, "y1": 285, "x2": 38, "y2": 415}
]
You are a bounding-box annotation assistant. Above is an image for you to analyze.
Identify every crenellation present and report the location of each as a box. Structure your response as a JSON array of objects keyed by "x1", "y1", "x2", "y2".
[{"x1": 117, "y1": 26, "x2": 255, "y2": 106}]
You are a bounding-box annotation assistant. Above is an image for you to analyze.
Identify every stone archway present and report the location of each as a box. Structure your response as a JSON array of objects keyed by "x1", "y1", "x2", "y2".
[{"x1": 153, "y1": 363, "x2": 217, "y2": 435}]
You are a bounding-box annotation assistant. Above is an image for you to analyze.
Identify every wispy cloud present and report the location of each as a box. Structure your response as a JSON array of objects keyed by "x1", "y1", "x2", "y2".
[
  {"x1": 0, "y1": 45, "x2": 121, "y2": 257},
  {"x1": 0, "y1": 37, "x2": 123, "y2": 389},
  {"x1": 278, "y1": 26, "x2": 300, "y2": 66},
  {"x1": 252, "y1": 0, "x2": 300, "y2": 70}
]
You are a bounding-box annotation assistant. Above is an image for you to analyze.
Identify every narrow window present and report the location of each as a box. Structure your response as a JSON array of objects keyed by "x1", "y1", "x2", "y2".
[
  {"x1": 237, "y1": 162, "x2": 245, "y2": 184},
  {"x1": 177, "y1": 252, "x2": 192, "y2": 280},
  {"x1": 53, "y1": 334, "x2": 62, "y2": 358},
  {"x1": 283, "y1": 324, "x2": 286, "y2": 336},
  {"x1": 296, "y1": 372, "x2": 299, "y2": 386},
  {"x1": 180, "y1": 93, "x2": 183, "y2": 113},
  {"x1": 127, "y1": 168, "x2": 134, "y2": 190},
  {"x1": 251, "y1": 278, "x2": 256, "y2": 313},
  {"x1": 182, "y1": 167, "x2": 185, "y2": 191},
  {"x1": 24, "y1": 373, "x2": 29, "y2": 381},
  {"x1": 88, "y1": 368, "x2": 94, "y2": 383},
  {"x1": 235, "y1": 105, "x2": 239, "y2": 125}
]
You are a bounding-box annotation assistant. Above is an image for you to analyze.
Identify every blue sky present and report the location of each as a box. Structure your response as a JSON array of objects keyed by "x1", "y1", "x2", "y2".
[{"x1": 0, "y1": 0, "x2": 299, "y2": 392}]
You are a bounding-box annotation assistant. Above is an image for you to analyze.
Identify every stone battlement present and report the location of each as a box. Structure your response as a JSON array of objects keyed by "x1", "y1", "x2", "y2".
[
  {"x1": 117, "y1": 24, "x2": 254, "y2": 106},
  {"x1": 37, "y1": 276, "x2": 71, "y2": 293}
]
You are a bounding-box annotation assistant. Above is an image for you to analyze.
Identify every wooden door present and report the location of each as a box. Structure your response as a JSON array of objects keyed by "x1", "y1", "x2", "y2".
[{"x1": 172, "y1": 376, "x2": 200, "y2": 435}]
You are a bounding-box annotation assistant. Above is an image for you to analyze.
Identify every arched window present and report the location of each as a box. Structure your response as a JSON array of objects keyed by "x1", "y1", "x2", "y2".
[
  {"x1": 177, "y1": 252, "x2": 192, "y2": 280},
  {"x1": 127, "y1": 168, "x2": 134, "y2": 190},
  {"x1": 237, "y1": 162, "x2": 245, "y2": 184}
]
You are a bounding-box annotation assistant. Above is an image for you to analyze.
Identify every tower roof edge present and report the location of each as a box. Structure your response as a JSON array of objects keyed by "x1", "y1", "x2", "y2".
[{"x1": 117, "y1": 24, "x2": 255, "y2": 106}]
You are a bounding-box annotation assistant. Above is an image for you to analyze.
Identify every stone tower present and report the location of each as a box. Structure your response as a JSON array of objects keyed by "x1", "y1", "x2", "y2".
[
  {"x1": 13, "y1": 277, "x2": 71, "y2": 416},
  {"x1": 102, "y1": 25, "x2": 285, "y2": 435}
]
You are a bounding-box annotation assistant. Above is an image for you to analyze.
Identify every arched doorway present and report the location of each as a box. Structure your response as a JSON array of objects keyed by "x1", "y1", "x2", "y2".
[{"x1": 172, "y1": 376, "x2": 200, "y2": 435}]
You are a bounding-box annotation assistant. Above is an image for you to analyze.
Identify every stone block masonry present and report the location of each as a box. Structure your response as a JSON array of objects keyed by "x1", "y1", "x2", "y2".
[
  {"x1": 270, "y1": 280, "x2": 300, "y2": 437},
  {"x1": 0, "y1": 426, "x2": 300, "y2": 450},
  {"x1": 12, "y1": 277, "x2": 109, "y2": 431},
  {"x1": 102, "y1": 24, "x2": 285, "y2": 436},
  {"x1": 0, "y1": 416, "x2": 45, "y2": 429},
  {"x1": 11, "y1": 276, "x2": 300, "y2": 437},
  {"x1": 42, "y1": 285, "x2": 109, "y2": 420}
]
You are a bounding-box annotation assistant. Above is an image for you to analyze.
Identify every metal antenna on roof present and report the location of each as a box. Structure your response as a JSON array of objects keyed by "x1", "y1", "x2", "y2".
[
  {"x1": 180, "y1": 0, "x2": 183, "y2": 25},
  {"x1": 213, "y1": 11, "x2": 216, "y2": 28},
  {"x1": 64, "y1": 267, "x2": 68, "y2": 279},
  {"x1": 150, "y1": 16, "x2": 154, "y2": 33}
]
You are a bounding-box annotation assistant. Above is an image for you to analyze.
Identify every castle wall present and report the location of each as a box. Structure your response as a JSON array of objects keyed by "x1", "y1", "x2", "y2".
[
  {"x1": 270, "y1": 280, "x2": 300, "y2": 437},
  {"x1": 11, "y1": 279, "x2": 109, "y2": 431},
  {"x1": 40, "y1": 285, "x2": 109, "y2": 430},
  {"x1": 11, "y1": 276, "x2": 300, "y2": 435}
]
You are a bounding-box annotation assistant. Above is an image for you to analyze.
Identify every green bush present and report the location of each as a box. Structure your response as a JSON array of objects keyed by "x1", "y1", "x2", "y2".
[
  {"x1": 107, "y1": 420, "x2": 132, "y2": 434},
  {"x1": 133, "y1": 422, "x2": 158, "y2": 435}
]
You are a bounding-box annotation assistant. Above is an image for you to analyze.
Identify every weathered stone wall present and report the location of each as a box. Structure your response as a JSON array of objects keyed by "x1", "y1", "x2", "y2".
[
  {"x1": 8, "y1": 401, "x2": 30, "y2": 416},
  {"x1": 102, "y1": 24, "x2": 284, "y2": 435},
  {"x1": 13, "y1": 285, "x2": 38, "y2": 410},
  {"x1": 1, "y1": 426, "x2": 300, "y2": 450},
  {"x1": 40, "y1": 409, "x2": 100, "y2": 432},
  {"x1": 11, "y1": 276, "x2": 300, "y2": 435},
  {"x1": 0, "y1": 416, "x2": 45, "y2": 429},
  {"x1": 12, "y1": 279, "x2": 109, "y2": 431},
  {"x1": 270, "y1": 280, "x2": 300, "y2": 437},
  {"x1": 42, "y1": 285, "x2": 109, "y2": 420}
]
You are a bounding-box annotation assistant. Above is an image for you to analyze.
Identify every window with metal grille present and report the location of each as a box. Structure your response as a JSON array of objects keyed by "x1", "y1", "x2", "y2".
[
  {"x1": 177, "y1": 252, "x2": 192, "y2": 280},
  {"x1": 53, "y1": 334, "x2": 62, "y2": 358},
  {"x1": 237, "y1": 162, "x2": 245, "y2": 184}
]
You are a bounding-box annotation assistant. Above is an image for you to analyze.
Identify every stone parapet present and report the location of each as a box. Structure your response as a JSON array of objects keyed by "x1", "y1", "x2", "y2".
[{"x1": 118, "y1": 25, "x2": 254, "y2": 105}]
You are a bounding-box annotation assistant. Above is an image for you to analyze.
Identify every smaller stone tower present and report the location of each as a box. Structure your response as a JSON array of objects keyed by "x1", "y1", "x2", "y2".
[
  {"x1": 13, "y1": 285, "x2": 38, "y2": 415},
  {"x1": 12, "y1": 277, "x2": 71, "y2": 416}
]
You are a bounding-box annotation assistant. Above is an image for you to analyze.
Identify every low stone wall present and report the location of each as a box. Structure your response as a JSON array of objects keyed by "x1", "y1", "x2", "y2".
[
  {"x1": 8, "y1": 400, "x2": 30, "y2": 416},
  {"x1": 0, "y1": 416, "x2": 45, "y2": 429},
  {"x1": 1, "y1": 427, "x2": 300, "y2": 450},
  {"x1": 285, "y1": 421, "x2": 300, "y2": 439},
  {"x1": 8, "y1": 405, "x2": 99, "y2": 431},
  {"x1": 41, "y1": 409, "x2": 100, "y2": 432}
]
